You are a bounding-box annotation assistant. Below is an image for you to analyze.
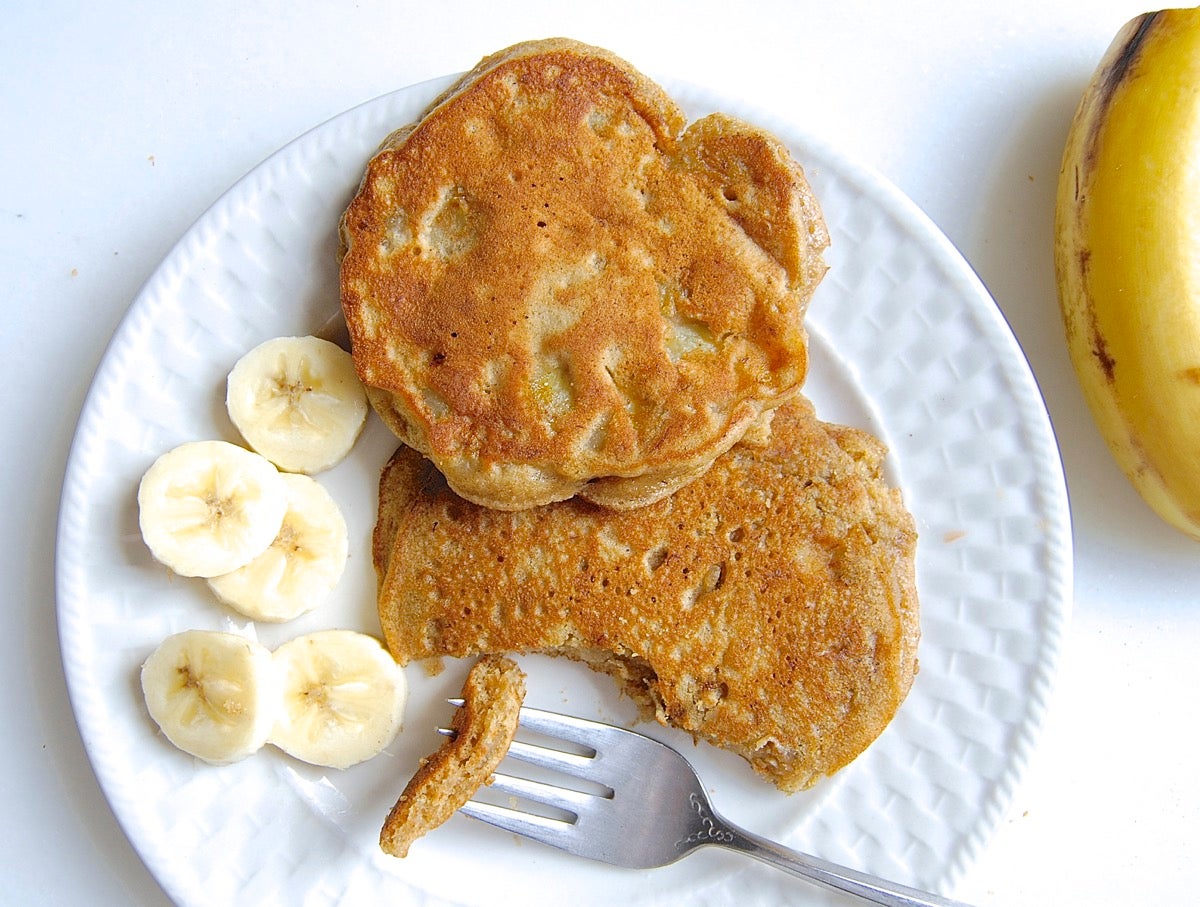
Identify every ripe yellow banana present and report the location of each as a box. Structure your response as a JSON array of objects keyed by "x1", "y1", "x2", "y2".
[{"x1": 1056, "y1": 8, "x2": 1200, "y2": 539}]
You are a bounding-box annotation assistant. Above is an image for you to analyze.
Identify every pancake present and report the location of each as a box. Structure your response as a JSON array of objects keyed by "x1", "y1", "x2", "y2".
[
  {"x1": 373, "y1": 399, "x2": 919, "y2": 793},
  {"x1": 379, "y1": 655, "x2": 526, "y2": 858},
  {"x1": 340, "y1": 38, "x2": 829, "y2": 511}
]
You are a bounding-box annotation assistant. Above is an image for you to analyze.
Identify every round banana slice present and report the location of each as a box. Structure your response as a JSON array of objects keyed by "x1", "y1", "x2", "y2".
[
  {"x1": 226, "y1": 335, "x2": 368, "y2": 474},
  {"x1": 269, "y1": 630, "x2": 408, "y2": 769},
  {"x1": 140, "y1": 630, "x2": 281, "y2": 765},
  {"x1": 138, "y1": 440, "x2": 288, "y2": 578},
  {"x1": 206, "y1": 473, "x2": 349, "y2": 622}
]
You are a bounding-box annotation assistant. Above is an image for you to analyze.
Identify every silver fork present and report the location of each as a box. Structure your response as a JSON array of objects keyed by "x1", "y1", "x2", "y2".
[{"x1": 447, "y1": 705, "x2": 973, "y2": 907}]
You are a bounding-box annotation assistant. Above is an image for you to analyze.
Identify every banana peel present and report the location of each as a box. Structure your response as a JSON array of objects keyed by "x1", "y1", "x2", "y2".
[{"x1": 1055, "y1": 7, "x2": 1200, "y2": 539}]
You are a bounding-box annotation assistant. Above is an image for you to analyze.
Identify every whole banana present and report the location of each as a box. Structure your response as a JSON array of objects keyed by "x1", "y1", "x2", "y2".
[{"x1": 1056, "y1": 8, "x2": 1200, "y2": 539}]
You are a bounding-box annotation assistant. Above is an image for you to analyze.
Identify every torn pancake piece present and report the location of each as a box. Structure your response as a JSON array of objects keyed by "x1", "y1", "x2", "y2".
[{"x1": 380, "y1": 655, "x2": 526, "y2": 857}]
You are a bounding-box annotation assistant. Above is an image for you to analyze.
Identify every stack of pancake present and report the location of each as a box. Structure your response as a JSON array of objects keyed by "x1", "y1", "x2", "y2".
[{"x1": 340, "y1": 38, "x2": 919, "y2": 796}]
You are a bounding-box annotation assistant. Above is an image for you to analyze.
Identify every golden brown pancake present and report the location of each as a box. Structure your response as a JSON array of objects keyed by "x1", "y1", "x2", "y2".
[
  {"x1": 340, "y1": 38, "x2": 829, "y2": 511},
  {"x1": 379, "y1": 655, "x2": 526, "y2": 858},
  {"x1": 373, "y1": 399, "x2": 918, "y2": 793}
]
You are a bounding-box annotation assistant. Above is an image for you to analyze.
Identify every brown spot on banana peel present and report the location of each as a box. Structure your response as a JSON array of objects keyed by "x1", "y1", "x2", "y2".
[
  {"x1": 1066, "y1": 15, "x2": 1164, "y2": 389},
  {"x1": 1074, "y1": 247, "x2": 1118, "y2": 383},
  {"x1": 1082, "y1": 12, "x2": 1162, "y2": 165},
  {"x1": 1180, "y1": 367, "x2": 1200, "y2": 386},
  {"x1": 1090, "y1": 324, "x2": 1117, "y2": 383},
  {"x1": 1099, "y1": 12, "x2": 1160, "y2": 99}
]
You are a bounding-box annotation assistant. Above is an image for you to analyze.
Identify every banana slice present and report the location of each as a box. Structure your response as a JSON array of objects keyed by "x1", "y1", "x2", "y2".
[
  {"x1": 226, "y1": 335, "x2": 368, "y2": 474},
  {"x1": 138, "y1": 440, "x2": 288, "y2": 578},
  {"x1": 140, "y1": 630, "x2": 281, "y2": 765},
  {"x1": 206, "y1": 473, "x2": 348, "y2": 622},
  {"x1": 270, "y1": 630, "x2": 408, "y2": 769}
]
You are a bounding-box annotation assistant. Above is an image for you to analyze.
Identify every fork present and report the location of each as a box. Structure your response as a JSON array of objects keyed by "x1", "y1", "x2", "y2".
[{"x1": 448, "y1": 705, "x2": 973, "y2": 907}]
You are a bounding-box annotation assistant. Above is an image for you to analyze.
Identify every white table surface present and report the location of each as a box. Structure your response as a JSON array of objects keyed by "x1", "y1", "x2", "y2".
[{"x1": 5, "y1": 2, "x2": 1197, "y2": 904}]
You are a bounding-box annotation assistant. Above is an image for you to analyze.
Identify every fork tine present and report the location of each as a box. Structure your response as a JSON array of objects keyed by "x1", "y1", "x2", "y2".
[
  {"x1": 439, "y1": 723, "x2": 599, "y2": 778},
  {"x1": 505, "y1": 739, "x2": 596, "y2": 776},
  {"x1": 458, "y1": 798, "x2": 577, "y2": 848},
  {"x1": 446, "y1": 701, "x2": 627, "y2": 781},
  {"x1": 515, "y1": 706, "x2": 617, "y2": 748},
  {"x1": 484, "y1": 770, "x2": 606, "y2": 815},
  {"x1": 447, "y1": 700, "x2": 614, "y2": 749}
]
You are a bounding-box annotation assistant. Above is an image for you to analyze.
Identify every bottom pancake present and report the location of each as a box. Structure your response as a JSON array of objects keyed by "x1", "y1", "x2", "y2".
[{"x1": 373, "y1": 398, "x2": 919, "y2": 792}]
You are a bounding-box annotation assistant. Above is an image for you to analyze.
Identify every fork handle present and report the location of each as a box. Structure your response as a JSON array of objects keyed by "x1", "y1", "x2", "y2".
[{"x1": 716, "y1": 817, "x2": 972, "y2": 907}]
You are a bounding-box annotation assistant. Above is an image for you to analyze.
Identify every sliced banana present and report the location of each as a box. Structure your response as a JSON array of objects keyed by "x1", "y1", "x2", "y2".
[
  {"x1": 270, "y1": 630, "x2": 408, "y2": 769},
  {"x1": 206, "y1": 473, "x2": 348, "y2": 622},
  {"x1": 138, "y1": 440, "x2": 288, "y2": 578},
  {"x1": 226, "y1": 335, "x2": 368, "y2": 474},
  {"x1": 140, "y1": 630, "x2": 281, "y2": 765}
]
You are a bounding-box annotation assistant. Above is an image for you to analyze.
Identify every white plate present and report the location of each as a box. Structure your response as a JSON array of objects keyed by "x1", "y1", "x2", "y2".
[{"x1": 56, "y1": 74, "x2": 1071, "y2": 906}]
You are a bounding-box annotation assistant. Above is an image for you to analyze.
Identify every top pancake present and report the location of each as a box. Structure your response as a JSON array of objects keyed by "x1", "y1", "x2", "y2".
[{"x1": 340, "y1": 38, "x2": 830, "y2": 510}]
